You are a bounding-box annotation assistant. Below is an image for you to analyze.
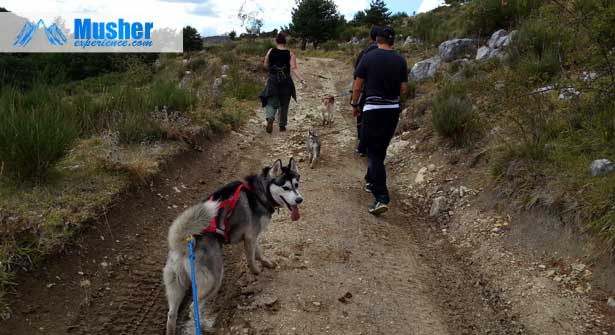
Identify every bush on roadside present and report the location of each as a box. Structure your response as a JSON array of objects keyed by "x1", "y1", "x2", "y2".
[
  {"x1": 431, "y1": 84, "x2": 481, "y2": 146},
  {"x1": 508, "y1": 15, "x2": 567, "y2": 83},
  {"x1": 0, "y1": 87, "x2": 79, "y2": 181},
  {"x1": 321, "y1": 40, "x2": 340, "y2": 51},
  {"x1": 463, "y1": 0, "x2": 542, "y2": 37},
  {"x1": 150, "y1": 81, "x2": 197, "y2": 112},
  {"x1": 222, "y1": 67, "x2": 262, "y2": 100}
]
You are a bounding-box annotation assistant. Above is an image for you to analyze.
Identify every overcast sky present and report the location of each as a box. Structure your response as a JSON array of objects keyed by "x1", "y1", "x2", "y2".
[{"x1": 0, "y1": 0, "x2": 445, "y2": 36}]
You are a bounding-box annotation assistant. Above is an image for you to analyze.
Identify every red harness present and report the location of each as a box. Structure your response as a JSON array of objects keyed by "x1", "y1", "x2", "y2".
[{"x1": 202, "y1": 183, "x2": 252, "y2": 243}]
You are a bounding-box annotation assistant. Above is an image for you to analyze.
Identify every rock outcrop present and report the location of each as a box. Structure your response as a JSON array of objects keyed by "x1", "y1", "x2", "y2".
[
  {"x1": 410, "y1": 56, "x2": 441, "y2": 81},
  {"x1": 439, "y1": 39, "x2": 476, "y2": 62},
  {"x1": 475, "y1": 30, "x2": 516, "y2": 61}
]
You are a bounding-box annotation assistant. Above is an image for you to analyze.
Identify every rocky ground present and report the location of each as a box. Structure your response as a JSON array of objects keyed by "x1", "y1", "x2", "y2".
[{"x1": 1, "y1": 57, "x2": 613, "y2": 335}]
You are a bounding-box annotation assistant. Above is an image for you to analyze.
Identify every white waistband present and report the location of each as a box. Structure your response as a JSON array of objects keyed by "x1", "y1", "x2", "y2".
[{"x1": 363, "y1": 104, "x2": 400, "y2": 111}]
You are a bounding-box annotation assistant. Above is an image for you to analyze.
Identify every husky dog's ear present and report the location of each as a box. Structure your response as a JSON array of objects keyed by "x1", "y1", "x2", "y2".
[
  {"x1": 288, "y1": 157, "x2": 299, "y2": 174},
  {"x1": 269, "y1": 159, "x2": 283, "y2": 178}
]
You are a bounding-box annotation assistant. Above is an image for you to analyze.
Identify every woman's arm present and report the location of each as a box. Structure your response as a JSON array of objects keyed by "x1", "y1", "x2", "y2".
[
  {"x1": 263, "y1": 48, "x2": 272, "y2": 67},
  {"x1": 290, "y1": 52, "x2": 305, "y2": 84}
]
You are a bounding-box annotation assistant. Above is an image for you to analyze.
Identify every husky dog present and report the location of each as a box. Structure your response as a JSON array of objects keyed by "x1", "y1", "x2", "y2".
[
  {"x1": 321, "y1": 95, "x2": 335, "y2": 125},
  {"x1": 306, "y1": 129, "x2": 321, "y2": 169},
  {"x1": 163, "y1": 158, "x2": 303, "y2": 335}
]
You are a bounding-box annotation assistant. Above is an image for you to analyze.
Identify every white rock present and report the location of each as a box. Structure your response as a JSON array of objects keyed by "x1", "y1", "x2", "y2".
[
  {"x1": 427, "y1": 164, "x2": 436, "y2": 172},
  {"x1": 532, "y1": 86, "x2": 554, "y2": 94},
  {"x1": 410, "y1": 56, "x2": 441, "y2": 81},
  {"x1": 559, "y1": 87, "x2": 581, "y2": 100},
  {"x1": 571, "y1": 263, "x2": 586, "y2": 272},
  {"x1": 429, "y1": 196, "x2": 448, "y2": 217},
  {"x1": 488, "y1": 29, "x2": 509, "y2": 49},
  {"x1": 415, "y1": 167, "x2": 428, "y2": 184},
  {"x1": 459, "y1": 186, "x2": 470, "y2": 197},
  {"x1": 581, "y1": 71, "x2": 598, "y2": 83},
  {"x1": 590, "y1": 159, "x2": 614, "y2": 177},
  {"x1": 439, "y1": 38, "x2": 476, "y2": 62},
  {"x1": 608, "y1": 297, "x2": 615, "y2": 308},
  {"x1": 475, "y1": 46, "x2": 493, "y2": 61}
]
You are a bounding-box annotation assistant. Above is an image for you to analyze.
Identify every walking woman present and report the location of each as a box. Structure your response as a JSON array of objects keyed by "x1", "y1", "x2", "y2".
[{"x1": 260, "y1": 32, "x2": 306, "y2": 133}]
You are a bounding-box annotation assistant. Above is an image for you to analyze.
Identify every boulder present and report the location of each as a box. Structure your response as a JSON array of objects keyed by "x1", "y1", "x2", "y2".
[
  {"x1": 558, "y1": 87, "x2": 581, "y2": 100},
  {"x1": 410, "y1": 56, "x2": 441, "y2": 81},
  {"x1": 475, "y1": 46, "x2": 492, "y2": 61},
  {"x1": 581, "y1": 71, "x2": 598, "y2": 83},
  {"x1": 488, "y1": 29, "x2": 509, "y2": 49},
  {"x1": 439, "y1": 39, "x2": 476, "y2": 62},
  {"x1": 429, "y1": 196, "x2": 448, "y2": 217},
  {"x1": 476, "y1": 46, "x2": 506, "y2": 61},
  {"x1": 350, "y1": 37, "x2": 360, "y2": 45},
  {"x1": 590, "y1": 159, "x2": 614, "y2": 177}
]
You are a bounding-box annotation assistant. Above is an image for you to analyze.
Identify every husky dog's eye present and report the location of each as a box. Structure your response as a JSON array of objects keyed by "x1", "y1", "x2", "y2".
[
  {"x1": 283, "y1": 186, "x2": 291, "y2": 191},
  {"x1": 294, "y1": 183, "x2": 299, "y2": 189}
]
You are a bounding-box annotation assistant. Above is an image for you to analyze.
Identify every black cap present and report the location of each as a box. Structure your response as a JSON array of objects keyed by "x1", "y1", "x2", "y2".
[{"x1": 378, "y1": 27, "x2": 395, "y2": 41}]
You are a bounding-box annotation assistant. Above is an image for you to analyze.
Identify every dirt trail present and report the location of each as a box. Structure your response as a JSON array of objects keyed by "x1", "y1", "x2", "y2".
[{"x1": 3, "y1": 58, "x2": 520, "y2": 335}]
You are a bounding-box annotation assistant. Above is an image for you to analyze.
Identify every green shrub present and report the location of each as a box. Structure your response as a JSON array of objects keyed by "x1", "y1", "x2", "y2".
[
  {"x1": 321, "y1": 40, "x2": 340, "y2": 51},
  {"x1": 235, "y1": 39, "x2": 274, "y2": 56},
  {"x1": 187, "y1": 58, "x2": 208, "y2": 72},
  {"x1": 222, "y1": 67, "x2": 262, "y2": 100},
  {"x1": 463, "y1": 0, "x2": 542, "y2": 37},
  {"x1": 220, "y1": 97, "x2": 246, "y2": 130},
  {"x1": 0, "y1": 87, "x2": 78, "y2": 181},
  {"x1": 431, "y1": 85, "x2": 481, "y2": 146},
  {"x1": 510, "y1": 16, "x2": 565, "y2": 82},
  {"x1": 150, "y1": 81, "x2": 197, "y2": 112}
]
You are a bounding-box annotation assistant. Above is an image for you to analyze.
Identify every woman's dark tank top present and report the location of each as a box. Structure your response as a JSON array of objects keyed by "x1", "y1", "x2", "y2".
[{"x1": 268, "y1": 48, "x2": 291, "y2": 77}]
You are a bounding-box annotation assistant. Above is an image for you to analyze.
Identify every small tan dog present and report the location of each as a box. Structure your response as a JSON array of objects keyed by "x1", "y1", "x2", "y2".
[{"x1": 320, "y1": 95, "x2": 335, "y2": 126}]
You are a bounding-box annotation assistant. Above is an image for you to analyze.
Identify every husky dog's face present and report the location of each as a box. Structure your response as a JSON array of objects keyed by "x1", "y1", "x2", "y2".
[
  {"x1": 308, "y1": 129, "x2": 319, "y2": 143},
  {"x1": 268, "y1": 158, "x2": 303, "y2": 221}
]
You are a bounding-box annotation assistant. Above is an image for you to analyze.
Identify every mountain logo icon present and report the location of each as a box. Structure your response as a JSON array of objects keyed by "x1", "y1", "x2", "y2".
[{"x1": 13, "y1": 19, "x2": 67, "y2": 47}]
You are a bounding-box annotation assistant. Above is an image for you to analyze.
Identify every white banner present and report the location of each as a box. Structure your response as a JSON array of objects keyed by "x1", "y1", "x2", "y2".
[{"x1": 0, "y1": 12, "x2": 183, "y2": 53}]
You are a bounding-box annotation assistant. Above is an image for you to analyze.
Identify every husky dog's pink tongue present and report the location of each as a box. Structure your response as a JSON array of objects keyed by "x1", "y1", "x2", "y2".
[{"x1": 290, "y1": 205, "x2": 300, "y2": 221}]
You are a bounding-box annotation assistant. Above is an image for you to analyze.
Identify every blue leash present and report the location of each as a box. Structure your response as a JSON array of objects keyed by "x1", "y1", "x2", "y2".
[{"x1": 188, "y1": 237, "x2": 202, "y2": 335}]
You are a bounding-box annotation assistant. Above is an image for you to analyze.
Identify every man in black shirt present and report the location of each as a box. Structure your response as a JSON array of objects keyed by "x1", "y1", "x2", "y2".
[
  {"x1": 351, "y1": 27, "x2": 408, "y2": 216},
  {"x1": 353, "y1": 26, "x2": 381, "y2": 155}
]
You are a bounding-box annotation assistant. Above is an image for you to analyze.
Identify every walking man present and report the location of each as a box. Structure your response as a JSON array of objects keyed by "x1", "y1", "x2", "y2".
[
  {"x1": 353, "y1": 26, "x2": 381, "y2": 155},
  {"x1": 351, "y1": 27, "x2": 408, "y2": 215}
]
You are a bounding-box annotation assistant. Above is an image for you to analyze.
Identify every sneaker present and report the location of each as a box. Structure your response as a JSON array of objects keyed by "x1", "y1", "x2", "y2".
[
  {"x1": 266, "y1": 119, "x2": 273, "y2": 134},
  {"x1": 280, "y1": 126, "x2": 287, "y2": 132},
  {"x1": 368, "y1": 202, "x2": 389, "y2": 216},
  {"x1": 364, "y1": 183, "x2": 373, "y2": 193}
]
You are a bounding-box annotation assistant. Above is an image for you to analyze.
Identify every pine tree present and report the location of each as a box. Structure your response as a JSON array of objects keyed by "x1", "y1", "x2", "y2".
[
  {"x1": 364, "y1": 0, "x2": 391, "y2": 26},
  {"x1": 289, "y1": 0, "x2": 344, "y2": 49},
  {"x1": 182, "y1": 26, "x2": 203, "y2": 52}
]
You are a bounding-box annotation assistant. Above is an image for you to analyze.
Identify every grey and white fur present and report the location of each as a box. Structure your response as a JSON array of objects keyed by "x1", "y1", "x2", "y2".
[
  {"x1": 306, "y1": 129, "x2": 321, "y2": 169},
  {"x1": 163, "y1": 158, "x2": 303, "y2": 335}
]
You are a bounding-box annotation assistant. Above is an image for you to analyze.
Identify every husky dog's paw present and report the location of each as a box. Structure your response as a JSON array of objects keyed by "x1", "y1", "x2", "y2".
[{"x1": 260, "y1": 257, "x2": 277, "y2": 269}]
